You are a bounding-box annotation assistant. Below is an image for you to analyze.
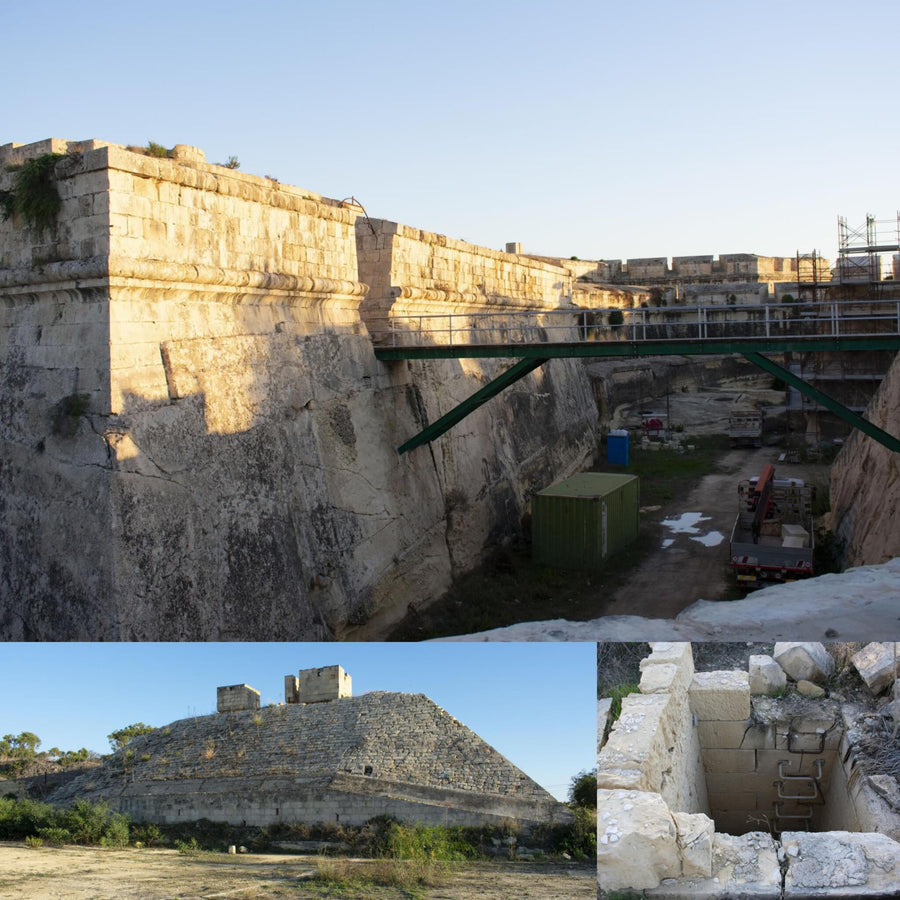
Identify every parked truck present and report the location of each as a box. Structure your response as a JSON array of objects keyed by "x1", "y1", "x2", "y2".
[
  {"x1": 728, "y1": 409, "x2": 763, "y2": 447},
  {"x1": 729, "y1": 464, "x2": 815, "y2": 588}
]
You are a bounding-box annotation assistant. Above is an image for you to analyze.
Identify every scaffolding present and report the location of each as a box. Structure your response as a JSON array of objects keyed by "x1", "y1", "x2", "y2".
[
  {"x1": 794, "y1": 250, "x2": 829, "y2": 304},
  {"x1": 788, "y1": 214, "x2": 900, "y2": 448},
  {"x1": 836, "y1": 212, "x2": 900, "y2": 286}
]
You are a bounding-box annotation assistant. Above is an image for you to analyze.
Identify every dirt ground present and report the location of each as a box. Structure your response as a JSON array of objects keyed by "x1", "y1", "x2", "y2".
[
  {"x1": 0, "y1": 843, "x2": 595, "y2": 900},
  {"x1": 596, "y1": 445, "x2": 830, "y2": 618}
]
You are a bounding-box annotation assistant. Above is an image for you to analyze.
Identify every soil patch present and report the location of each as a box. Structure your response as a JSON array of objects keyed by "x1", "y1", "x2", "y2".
[{"x1": 0, "y1": 843, "x2": 595, "y2": 900}]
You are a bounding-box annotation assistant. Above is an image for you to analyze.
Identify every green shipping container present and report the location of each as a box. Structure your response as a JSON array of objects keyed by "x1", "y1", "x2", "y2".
[{"x1": 532, "y1": 473, "x2": 640, "y2": 570}]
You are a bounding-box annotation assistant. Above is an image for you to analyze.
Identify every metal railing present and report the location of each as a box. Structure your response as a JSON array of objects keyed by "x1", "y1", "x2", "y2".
[{"x1": 368, "y1": 299, "x2": 900, "y2": 350}]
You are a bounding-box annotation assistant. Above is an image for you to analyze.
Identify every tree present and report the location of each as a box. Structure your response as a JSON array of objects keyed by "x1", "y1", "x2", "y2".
[
  {"x1": 568, "y1": 769, "x2": 597, "y2": 809},
  {"x1": 107, "y1": 723, "x2": 154, "y2": 751}
]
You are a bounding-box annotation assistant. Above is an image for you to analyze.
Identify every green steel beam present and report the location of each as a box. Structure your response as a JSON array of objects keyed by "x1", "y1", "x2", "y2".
[
  {"x1": 398, "y1": 357, "x2": 548, "y2": 455},
  {"x1": 375, "y1": 335, "x2": 900, "y2": 362},
  {"x1": 743, "y1": 352, "x2": 900, "y2": 454}
]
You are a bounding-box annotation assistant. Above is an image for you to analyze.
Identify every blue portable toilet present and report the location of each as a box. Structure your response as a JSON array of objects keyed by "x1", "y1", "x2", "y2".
[{"x1": 607, "y1": 429, "x2": 629, "y2": 466}]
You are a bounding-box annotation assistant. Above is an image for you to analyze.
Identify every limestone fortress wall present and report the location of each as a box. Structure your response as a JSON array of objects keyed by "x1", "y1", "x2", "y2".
[
  {"x1": 47, "y1": 665, "x2": 572, "y2": 829},
  {"x1": 0, "y1": 139, "x2": 598, "y2": 640}
]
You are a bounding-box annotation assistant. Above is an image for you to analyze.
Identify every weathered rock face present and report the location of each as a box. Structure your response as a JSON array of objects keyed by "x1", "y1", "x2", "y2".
[
  {"x1": 46, "y1": 692, "x2": 571, "y2": 828},
  {"x1": 829, "y1": 349, "x2": 900, "y2": 566},
  {"x1": 0, "y1": 139, "x2": 598, "y2": 640}
]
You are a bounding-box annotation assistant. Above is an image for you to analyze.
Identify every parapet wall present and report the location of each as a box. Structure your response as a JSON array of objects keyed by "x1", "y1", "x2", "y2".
[
  {"x1": 0, "y1": 138, "x2": 599, "y2": 640},
  {"x1": 357, "y1": 219, "x2": 571, "y2": 322}
]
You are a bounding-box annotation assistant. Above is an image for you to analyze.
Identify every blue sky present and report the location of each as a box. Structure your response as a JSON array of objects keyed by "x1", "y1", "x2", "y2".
[
  {"x1": 3, "y1": 0, "x2": 898, "y2": 262},
  {"x1": 0, "y1": 642, "x2": 595, "y2": 801}
]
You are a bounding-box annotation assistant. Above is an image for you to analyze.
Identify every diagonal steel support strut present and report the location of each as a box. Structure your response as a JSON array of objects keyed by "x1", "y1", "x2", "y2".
[
  {"x1": 743, "y1": 352, "x2": 900, "y2": 454},
  {"x1": 398, "y1": 357, "x2": 549, "y2": 455}
]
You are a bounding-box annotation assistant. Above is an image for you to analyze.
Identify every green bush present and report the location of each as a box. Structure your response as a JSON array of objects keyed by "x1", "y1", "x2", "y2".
[
  {"x1": 0, "y1": 796, "x2": 56, "y2": 840},
  {"x1": 24, "y1": 835, "x2": 43, "y2": 849},
  {"x1": 0, "y1": 153, "x2": 64, "y2": 231},
  {"x1": 608, "y1": 309, "x2": 625, "y2": 328},
  {"x1": 62, "y1": 799, "x2": 109, "y2": 844},
  {"x1": 145, "y1": 141, "x2": 170, "y2": 158},
  {"x1": 100, "y1": 813, "x2": 131, "y2": 847},
  {"x1": 175, "y1": 836, "x2": 203, "y2": 856},
  {"x1": 385, "y1": 823, "x2": 474, "y2": 861},
  {"x1": 36, "y1": 826, "x2": 71, "y2": 847},
  {"x1": 131, "y1": 822, "x2": 162, "y2": 846},
  {"x1": 568, "y1": 769, "x2": 597, "y2": 809}
]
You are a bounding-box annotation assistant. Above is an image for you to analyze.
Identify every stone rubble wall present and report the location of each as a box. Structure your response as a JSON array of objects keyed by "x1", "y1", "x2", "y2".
[
  {"x1": 0, "y1": 138, "x2": 599, "y2": 639},
  {"x1": 47, "y1": 692, "x2": 571, "y2": 828},
  {"x1": 819, "y1": 716, "x2": 900, "y2": 841}
]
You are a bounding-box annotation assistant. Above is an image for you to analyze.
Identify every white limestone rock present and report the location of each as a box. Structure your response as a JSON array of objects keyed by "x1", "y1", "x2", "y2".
[
  {"x1": 689, "y1": 670, "x2": 751, "y2": 721},
  {"x1": 783, "y1": 830, "x2": 900, "y2": 896},
  {"x1": 773, "y1": 642, "x2": 835, "y2": 685},
  {"x1": 597, "y1": 789, "x2": 680, "y2": 891},
  {"x1": 673, "y1": 811, "x2": 715, "y2": 878},
  {"x1": 748, "y1": 654, "x2": 787, "y2": 696},
  {"x1": 851, "y1": 641, "x2": 900, "y2": 694},
  {"x1": 647, "y1": 831, "x2": 781, "y2": 898},
  {"x1": 796, "y1": 679, "x2": 826, "y2": 698}
]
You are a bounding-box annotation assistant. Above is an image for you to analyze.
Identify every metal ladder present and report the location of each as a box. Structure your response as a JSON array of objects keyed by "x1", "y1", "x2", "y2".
[{"x1": 773, "y1": 757, "x2": 826, "y2": 835}]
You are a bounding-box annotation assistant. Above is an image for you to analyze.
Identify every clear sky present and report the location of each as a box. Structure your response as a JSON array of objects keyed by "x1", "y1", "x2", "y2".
[
  {"x1": 0, "y1": 642, "x2": 595, "y2": 802},
  {"x1": 3, "y1": 0, "x2": 898, "y2": 263}
]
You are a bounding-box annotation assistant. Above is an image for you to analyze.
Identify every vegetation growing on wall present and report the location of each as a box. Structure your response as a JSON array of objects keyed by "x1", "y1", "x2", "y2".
[{"x1": 0, "y1": 153, "x2": 64, "y2": 232}]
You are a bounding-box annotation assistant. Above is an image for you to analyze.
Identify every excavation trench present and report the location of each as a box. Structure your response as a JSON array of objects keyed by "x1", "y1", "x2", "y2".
[{"x1": 597, "y1": 644, "x2": 900, "y2": 897}]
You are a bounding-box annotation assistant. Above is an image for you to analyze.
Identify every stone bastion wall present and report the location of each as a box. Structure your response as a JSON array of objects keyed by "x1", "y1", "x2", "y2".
[
  {"x1": 47, "y1": 691, "x2": 572, "y2": 829},
  {"x1": 0, "y1": 138, "x2": 599, "y2": 640}
]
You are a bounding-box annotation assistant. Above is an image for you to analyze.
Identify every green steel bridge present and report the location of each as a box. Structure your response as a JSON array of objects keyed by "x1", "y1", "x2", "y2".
[{"x1": 369, "y1": 299, "x2": 900, "y2": 454}]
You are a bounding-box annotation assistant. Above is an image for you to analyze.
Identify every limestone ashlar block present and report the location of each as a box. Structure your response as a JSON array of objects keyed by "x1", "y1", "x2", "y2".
[
  {"x1": 782, "y1": 830, "x2": 900, "y2": 897},
  {"x1": 851, "y1": 641, "x2": 900, "y2": 694},
  {"x1": 773, "y1": 642, "x2": 835, "y2": 684},
  {"x1": 597, "y1": 789, "x2": 680, "y2": 892},
  {"x1": 599, "y1": 693, "x2": 670, "y2": 791},
  {"x1": 673, "y1": 811, "x2": 715, "y2": 878},
  {"x1": 689, "y1": 670, "x2": 751, "y2": 721},
  {"x1": 640, "y1": 662, "x2": 679, "y2": 694},
  {"x1": 700, "y1": 748, "x2": 757, "y2": 774},
  {"x1": 705, "y1": 771, "x2": 785, "y2": 796},
  {"x1": 749, "y1": 654, "x2": 787, "y2": 696},
  {"x1": 697, "y1": 720, "x2": 771, "y2": 750}
]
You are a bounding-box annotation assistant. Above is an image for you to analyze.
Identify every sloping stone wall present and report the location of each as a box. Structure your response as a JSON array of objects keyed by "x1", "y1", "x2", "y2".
[
  {"x1": 0, "y1": 139, "x2": 599, "y2": 639},
  {"x1": 47, "y1": 692, "x2": 571, "y2": 828}
]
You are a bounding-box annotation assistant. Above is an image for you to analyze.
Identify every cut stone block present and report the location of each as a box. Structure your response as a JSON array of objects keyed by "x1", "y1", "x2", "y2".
[
  {"x1": 700, "y1": 748, "x2": 757, "y2": 774},
  {"x1": 851, "y1": 641, "x2": 900, "y2": 694},
  {"x1": 773, "y1": 642, "x2": 835, "y2": 684},
  {"x1": 597, "y1": 789, "x2": 680, "y2": 891},
  {"x1": 673, "y1": 811, "x2": 715, "y2": 878},
  {"x1": 647, "y1": 831, "x2": 781, "y2": 898},
  {"x1": 689, "y1": 670, "x2": 751, "y2": 721},
  {"x1": 749, "y1": 654, "x2": 787, "y2": 696},
  {"x1": 783, "y1": 830, "x2": 900, "y2": 896},
  {"x1": 641, "y1": 663, "x2": 680, "y2": 694}
]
